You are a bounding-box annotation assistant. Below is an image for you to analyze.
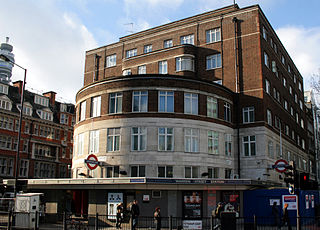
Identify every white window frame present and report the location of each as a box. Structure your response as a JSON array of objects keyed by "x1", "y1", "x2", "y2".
[
  {"x1": 243, "y1": 107, "x2": 254, "y2": 123},
  {"x1": 225, "y1": 134, "x2": 232, "y2": 156},
  {"x1": 130, "y1": 165, "x2": 146, "y2": 177},
  {"x1": 158, "y1": 91, "x2": 174, "y2": 113},
  {"x1": 107, "y1": 128, "x2": 120, "y2": 152},
  {"x1": 207, "y1": 96, "x2": 218, "y2": 118},
  {"x1": 163, "y1": 39, "x2": 173, "y2": 48},
  {"x1": 262, "y1": 26, "x2": 267, "y2": 40},
  {"x1": 143, "y1": 44, "x2": 152, "y2": 53},
  {"x1": 158, "y1": 165, "x2": 173, "y2": 178},
  {"x1": 184, "y1": 166, "x2": 199, "y2": 178},
  {"x1": 126, "y1": 48, "x2": 137, "y2": 58},
  {"x1": 91, "y1": 96, "x2": 101, "y2": 117},
  {"x1": 176, "y1": 56, "x2": 194, "y2": 72},
  {"x1": 19, "y1": 159, "x2": 29, "y2": 177},
  {"x1": 184, "y1": 93, "x2": 198, "y2": 115},
  {"x1": 180, "y1": 34, "x2": 194, "y2": 45},
  {"x1": 266, "y1": 79, "x2": 270, "y2": 94},
  {"x1": 184, "y1": 128, "x2": 199, "y2": 153},
  {"x1": 208, "y1": 130, "x2": 219, "y2": 154},
  {"x1": 206, "y1": 54, "x2": 222, "y2": 70},
  {"x1": 0, "y1": 84, "x2": 8, "y2": 94},
  {"x1": 122, "y1": 69, "x2": 132, "y2": 76},
  {"x1": 243, "y1": 135, "x2": 256, "y2": 156},
  {"x1": 158, "y1": 61, "x2": 167, "y2": 74},
  {"x1": 206, "y1": 28, "x2": 221, "y2": 43},
  {"x1": 131, "y1": 127, "x2": 147, "y2": 151},
  {"x1": 89, "y1": 130, "x2": 99, "y2": 154},
  {"x1": 158, "y1": 127, "x2": 174, "y2": 151},
  {"x1": 80, "y1": 101, "x2": 86, "y2": 121},
  {"x1": 132, "y1": 91, "x2": 148, "y2": 112},
  {"x1": 264, "y1": 52, "x2": 269, "y2": 68},
  {"x1": 138, "y1": 65, "x2": 146, "y2": 74},
  {"x1": 109, "y1": 92, "x2": 122, "y2": 114},
  {"x1": 224, "y1": 102, "x2": 231, "y2": 122},
  {"x1": 106, "y1": 54, "x2": 117, "y2": 67}
]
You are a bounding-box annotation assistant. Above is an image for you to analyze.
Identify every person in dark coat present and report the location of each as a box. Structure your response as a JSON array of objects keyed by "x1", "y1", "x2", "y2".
[
  {"x1": 282, "y1": 203, "x2": 292, "y2": 230},
  {"x1": 131, "y1": 200, "x2": 140, "y2": 230},
  {"x1": 154, "y1": 207, "x2": 161, "y2": 230},
  {"x1": 272, "y1": 202, "x2": 281, "y2": 229},
  {"x1": 116, "y1": 202, "x2": 124, "y2": 229}
]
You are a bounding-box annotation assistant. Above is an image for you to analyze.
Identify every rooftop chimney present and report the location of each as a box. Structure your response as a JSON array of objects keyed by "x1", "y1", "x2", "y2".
[
  {"x1": 43, "y1": 91, "x2": 57, "y2": 106},
  {"x1": 13, "y1": 80, "x2": 23, "y2": 95}
]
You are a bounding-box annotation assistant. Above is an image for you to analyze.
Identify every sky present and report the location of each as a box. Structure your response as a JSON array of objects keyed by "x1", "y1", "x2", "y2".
[{"x1": 0, "y1": 0, "x2": 320, "y2": 103}]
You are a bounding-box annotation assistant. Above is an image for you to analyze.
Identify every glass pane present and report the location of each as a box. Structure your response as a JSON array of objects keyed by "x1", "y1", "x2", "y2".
[
  {"x1": 107, "y1": 136, "x2": 113, "y2": 151},
  {"x1": 131, "y1": 166, "x2": 138, "y2": 177},
  {"x1": 167, "y1": 96, "x2": 174, "y2": 112},
  {"x1": 192, "y1": 167, "x2": 198, "y2": 178},
  {"x1": 159, "y1": 96, "x2": 165, "y2": 112},
  {"x1": 133, "y1": 96, "x2": 139, "y2": 112},
  {"x1": 185, "y1": 167, "x2": 191, "y2": 178},
  {"x1": 158, "y1": 167, "x2": 165, "y2": 177},
  {"x1": 141, "y1": 95, "x2": 148, "y2": 112},
  {"x1": 115, "y1": 136, "x2": 120, "y2": 151},
  {"x1": 140, "y1": 134, "x2": 146, "y2": 150},
  {"x1": 116, "y1": 97, "x2": 122, "y2": 113},
  {"x1": 159, "y1": 136, "x2": 165, "y2": 151},
  {"x1": 167, "y1": 166, "x2": 173, "y2": 178},
  {"x1": 139, "y1": 166, "x2": 145, "y2": 177},
  {"x1": 167, "y1": 136, "x2": 173, "y2": 151}
]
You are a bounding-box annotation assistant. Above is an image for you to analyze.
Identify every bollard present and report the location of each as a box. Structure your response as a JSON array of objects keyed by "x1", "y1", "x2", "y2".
[
  {"x1": 34, "y1": 211, "x2": 38, "y2": 230},
  {"x1": 210, "y1": 216, "x2": 214, "y2": 230},
  {"x1": 253, "y1": 215, "x2": 257, "y2": 230},
  {"x1": 63, "y1": 212, "x2": 67, "y2": 230},
  {"x1": 7, "y1": 210, "x2": 12, "y2": 230},
  {"x1": 95, "y1": 213, "x2": 98, "y2": 230},
  {"x1": 131, "y1": 216, "x2": 134, "y2": 230}
]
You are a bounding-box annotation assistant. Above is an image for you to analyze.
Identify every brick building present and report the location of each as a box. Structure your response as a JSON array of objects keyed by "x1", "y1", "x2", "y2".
[
  {"x1": 0, "y1": 80, "x2": 75, "y2": 180},
  {"x1": 23, "y1": 4, "x2": 315, "y2": 219}
]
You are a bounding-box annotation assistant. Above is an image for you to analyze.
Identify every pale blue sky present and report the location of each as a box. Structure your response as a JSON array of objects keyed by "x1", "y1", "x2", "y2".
[{"x1": 0, "y1": 0, "x2": 319, "y2": 102}]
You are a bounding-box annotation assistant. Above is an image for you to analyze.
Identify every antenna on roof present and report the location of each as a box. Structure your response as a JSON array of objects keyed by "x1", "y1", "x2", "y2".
[
  {"x1": 124, "y1": 23, "x2": 134, "y2": 34},
  {"x1": 233, "y1": 0, "x2": 236, "y2": 5}
]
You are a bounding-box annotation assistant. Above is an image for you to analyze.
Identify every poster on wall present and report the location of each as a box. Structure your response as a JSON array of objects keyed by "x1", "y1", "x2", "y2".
[
  {"x1": 221, "y1": 191, "x2": 240, "y2": 217},
  {"x1": 183, "y1": 191, "x2": 202, "y2": 219},
  {"x1": 311, "y1": 195, "x2": 315, "y2": 208},
  {"x1": 282, "y1": 195, "x2": 297, "y2": 210},
  {"x1": 108, "y1": 193, "x2": 123, "y2": 220},
  {"x1": 306, "y1": 195, "x2": 309, "y2": 209}
]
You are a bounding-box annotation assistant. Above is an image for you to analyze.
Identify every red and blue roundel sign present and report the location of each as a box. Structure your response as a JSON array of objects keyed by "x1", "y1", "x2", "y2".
[
  {"x1": 84, "y1": 154, "x2": 99, "y2": 170},
  {"x1": 273, "y1": 159, "x2": 288, "y2": 173}
]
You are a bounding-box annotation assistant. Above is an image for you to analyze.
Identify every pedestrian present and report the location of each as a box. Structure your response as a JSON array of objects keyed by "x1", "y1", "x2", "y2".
[
  {"x1": 116, "y1": 202, "x2": 124, "y2": 229},
  {"x1": 272, "y1": 202, "x2": 281, "y2": 229},
  {"x1": 213, "y1": 202, "x2": 224, "y2": 229},
  {"x1": 131, "y1": 200, "x2": 140, "y2": 230},
  {"x1": 154, "y1": 207, "x2": 161, "y2": 230},
  {"x1": 282, "y1": 203, "x2": 292, "y2": 230}
]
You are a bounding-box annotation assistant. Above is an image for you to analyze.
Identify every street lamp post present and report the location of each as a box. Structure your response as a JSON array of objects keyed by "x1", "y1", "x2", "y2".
[{"x1": 0, "y1": 54, "x2": 27, "y2": 196}]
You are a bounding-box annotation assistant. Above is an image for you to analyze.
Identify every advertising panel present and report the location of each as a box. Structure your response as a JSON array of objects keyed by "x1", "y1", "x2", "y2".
[{"x1": 183, "y1": 191, "x2": 202, "y2": 219}]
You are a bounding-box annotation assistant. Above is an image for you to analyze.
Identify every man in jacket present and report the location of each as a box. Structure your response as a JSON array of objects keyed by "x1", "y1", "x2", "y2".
[{"x1": 131, "y1": 200, "x2": 140, "y2": 230}]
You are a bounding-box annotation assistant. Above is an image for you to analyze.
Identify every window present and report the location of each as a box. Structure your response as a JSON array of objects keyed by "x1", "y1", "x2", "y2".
[
  {"x1": 274, "y1": 43, "x2": 278, "y2": 53},
  {"x1": 264, "y1": 52, "x2": 269, "y2": 68},
  {"x1": 301, "y1": 119, "x2": 304, "y2": 129},
  {"x1": 130, "y1": 165, "x2": 145, "y2": 177},
  {"x1": 299, "y1": 82, "x2": 302, "y2": 91},
  {"x1": 126, "y1": 48, "x2": 137, "y2": 58},
  {"x1": 243, "y1": 136, "x2": 256, "y2": 156},
  {"x1": 284, "y1": 100, "x2": 288, "y2": 110},
  {"x1": 265, "y1": 79, "x2": 270, "y2": 94},
  {"x1": 224, "y1": 102, "x2": 231, "y2": 122},
  {"x1": 184, "y1": 128, "x2": 199, "y2": 152},
  {"x1": 34, "y1": 95, "x2": 49, "y2": 107},
  {"x1": 180, "y1": 34, "x2": 194, "y2": 45},
  {"x1": 158, "y1": 61, "x2": 167, "y2": 74},
  {"x1": 207, "y1": 96, "x2": 218, "y2": 118},
  {"x1": 0, "y1": 135, "x2": 12, "y2": 149},
  {"x1": 107, "y1": 128, "x2": 120, "y2": 152},
  {"x1": 106, "y1": 166, "x2": 119, "y2": 178},
  {"x1": 301, "y1": 139, "x2": 305, "y2": 149},
  {"x1": 91, "y1": 96, "x2": 101, "y2": 117},
  {"x1": 262, "y1": 26, "x2": 267, "y2": 40},
  {"x1": 158, "y1": 127, "x2": 174, "y2": 151},
  {"x1": 36, "y1": 109, "x2": 53, "y2": 121},
  {"x1": 294, "y1": 94, "x2": 298, "y2": 103},
  {"x1": 288, "y1": 65, "x2": 291, "y2": 73},
  {"x1": 0, "y1": 116, "x2": 13, "y2": 130},
  {"x1": 132, "y1": 91, "x2": 148, "y2": 112},
  {"x1": 109, "y1": 92, "x2": 122, "y2": 114},
  {"x1": 159, "y1": 91, "x2": 174, "y2": 112},
  {"x1": 0, "y1": 84, "x2": 8, "y2": 94},
  {"x1": 206, "y1": 54, "x2": 222, "y2": 69},
  {"x1": 291, "y1": 130, "x2": 295, "y2": 140},
  {"x1": 176, "y1": 56, "x2": 194, "y2": 71},
  {"x1": 185, "y1": 166, "x2": 199, "y2": 178},
  {"x1": 184, "y1": 93, "x2": 198, "y2": 115},
  {"x1": 285, "y1": 125, "x2": 289, "y2": 136},
  {"x1": 208, "y1": 167, "x2": 219, "y2": 178},
  {"x1": 60, "y1": 113, "x2": 68, "y2": 124},
  {"x1": 275, "y1": 116, "x2": 281, "y2": 129},
  {"x1": 24, "y1": 122, "x2": 30, "y2": 134},
  {"x1": 283, "y1": 78, "x2": 286, "y2": 87},
  {"x1": 131, "y1": 127, "x2": 146, "y2": 151},
  {"x1": 80, "y1": 101, "x2": 86, "y2": 121},
  {"x1": 0, "y1": 157, "x2": 13, "y2": 176},
  {"x1": 208, "y1": 131, "x2": 219, "y2": 154},
  {"x1": 163, "y1": 39, "x2": 173, "y2": 48},
  {"x1": 89, "y1": 130, "x2": 99, "y2": 154},
  {"x1": 144, "y1": 44, "x2": 152, "y2": 53},
  {"x1": 271, "y1": 61, "x2": 278, "y2": 76},
  {"x1": 0, "y1": 97, "x2": 12, "y2": 110},
  {"x1": 290, "y1": 107, "x2": 294, "y2": 116},
  {"x1": 19, "y1": 159, "x2": 29, "y2": 177},
  {"x1": 122, "y1": 69, "x2": 132, "y2": 76},
  {"x1": 289, "y1": 86, "x2": 292, "y2": 95},
  {"x1": 158, "y1": 166, "x2": 173, "y2": 178},
  {"x1": 243, "y1": 107, "x2": 254, "y2": 123},
  {"x1": 138, "y1": 65, "x2": 146, "y2": 74},
  {"x1": 225, "y1": 169, "x2": 232, "y2": 179},
  {"x1": 77, "y1": 133, "x2": 84, "y2": 156},
  {"x1": 268, "y1": 141, "x2": 274, "y2": 158},
  {"x1": 225, "y1": 134, "x2": 232, "y2": 156},
  {"x1": 294, "y1": 75, "x2": 297, "y2": 83},
  {"x1": 296, "y1": 113, "x2": 299, "y2": 123},
  {"x1": 281, "y1": 55, "x2": 285, "y2": 65},
  {"x1": 206, "y1": 28, "x2": 221, "y2": 43},
  {"x1": 299, "y1": 100, "x2": 303, "y2": 110},
  {"x1": 106, "y1": 54, "x2": 117, "y2": 67},
  {"x1": 60, "y1": 104, "x2": 67, "y2": 112}
]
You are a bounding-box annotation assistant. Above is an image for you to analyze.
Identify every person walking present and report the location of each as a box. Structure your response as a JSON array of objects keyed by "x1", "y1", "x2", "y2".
[
  {"x1": 116, "y1": 202, "x2": 124, "y2": 229},
  {"x1": 154, "y1": 207, "x2": 161, "y2": 230},
  {"x1": 131, "y1": 200, "x2": 140, "y2": 230},
  {"x1": 282, "y1": 203, "x2": 292, "y2": 230},
  {"x1": 272, "y1": 202, "x2": 281, "y2": 229},
  {"x1": 213, "y1": 202, "x2": 224, "y2": 229}
]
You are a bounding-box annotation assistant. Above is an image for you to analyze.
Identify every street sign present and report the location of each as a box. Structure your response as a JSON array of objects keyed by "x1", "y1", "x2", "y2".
[
  {"x1": 84, "y1": 154, "x2": 99, "y2": 170},
  {"x1": 273, "y1": 159, "x2": 288, "y2": 173}
]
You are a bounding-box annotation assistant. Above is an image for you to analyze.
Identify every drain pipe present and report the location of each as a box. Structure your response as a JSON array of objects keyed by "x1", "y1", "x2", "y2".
[{"x1": 232, "y1": 16, "x2": 241, "y2": 178}]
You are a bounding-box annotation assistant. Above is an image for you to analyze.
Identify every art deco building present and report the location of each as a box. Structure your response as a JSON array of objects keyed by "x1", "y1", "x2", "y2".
[{"x1": 73, "y1": 4, "x2": 313, "y2": 185}]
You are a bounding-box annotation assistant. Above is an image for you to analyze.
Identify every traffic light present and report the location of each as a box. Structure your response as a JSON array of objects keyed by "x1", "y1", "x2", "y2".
[
  {"x1": 299, "y1": 172, "x2": 310, "y2": 190},
  {"x1": 284, "y1": 161, "x2": 296, "y2": 194}
]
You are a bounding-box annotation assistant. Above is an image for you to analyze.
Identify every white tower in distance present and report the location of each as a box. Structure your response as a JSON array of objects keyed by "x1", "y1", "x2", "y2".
[{"x1": 0, "y1": 37, "x2": 15, "y2": 84}]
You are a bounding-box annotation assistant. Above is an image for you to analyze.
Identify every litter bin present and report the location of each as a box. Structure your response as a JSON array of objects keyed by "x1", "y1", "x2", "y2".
[{"x1": 221, "y1": 212, "x2": 236, "y2": 230}]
